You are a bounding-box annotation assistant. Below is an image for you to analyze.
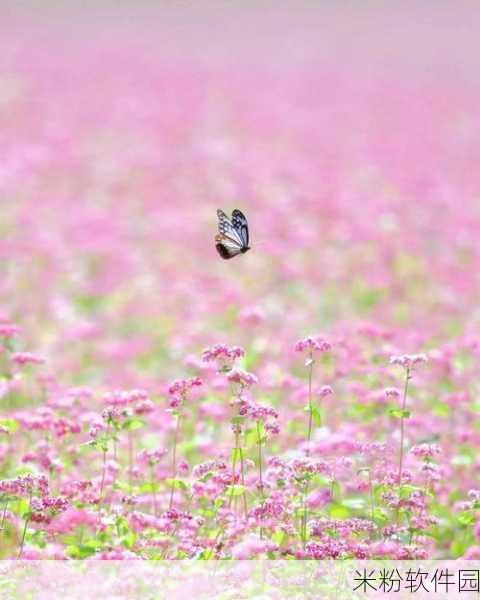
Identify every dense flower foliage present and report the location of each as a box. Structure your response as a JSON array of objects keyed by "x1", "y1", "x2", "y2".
[{"x1": 0, "y1": 3, "x2": 479, "y2": 560}]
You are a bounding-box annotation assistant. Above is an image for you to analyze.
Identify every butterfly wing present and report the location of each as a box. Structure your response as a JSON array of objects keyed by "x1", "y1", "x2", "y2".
[
  {"x1": 215, "y1": 209, "x2": 250, "y2": 259},
  {"x1": 231, "y1": 209, "x2": 249, "y2": 247},
  {"x1": 217, "y1": 209, "x2": 244, "y2": 246},
  {"x1": 215, "y1": 234, "x2": 243, "y2": 259}
]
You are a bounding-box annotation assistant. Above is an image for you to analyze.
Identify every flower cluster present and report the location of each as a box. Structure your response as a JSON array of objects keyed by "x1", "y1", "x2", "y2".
[
  {"x1": 390, "y1": 354, "x2": 428, "y2": 370},
  {"x1": 295, "y1": 336, "x2": 332, "y2": 354},
  {"x1": 226, "y1": 368, "x2": 258, "y2": 388},
  {"x1": 0, "y1": 474, "x2": 49, "y2": 498},
  {"x1": 10, "y1": 352, "x2": 45, "y2": 366},
  {"x1": 202, "y1": 344, "x2": 245, "y2": 372},
  {"x1": 168, "y1": 377, "x2": 202, "y2": 408}
]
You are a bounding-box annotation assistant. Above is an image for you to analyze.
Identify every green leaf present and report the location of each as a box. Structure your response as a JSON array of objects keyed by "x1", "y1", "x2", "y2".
[
  {"x1": 389, "y1": 408, "x2": 411, "y2": 419},
  {"x1": 372, "y1": 507, "x2": 388, "y2": 526},
  {"x1": 244, "y1": 427, "x2": 258, "y2": 448},
  {"x1": 165, "y1": 478, "x2": 188, "y2": 491},
  {"x1": 66, "y1": 542, "x2": 100, "y2": 559},
  {"x1": 303, "y1": 403, "x2": 322, "y2": 426},
  {"x1": 121, "y1": 531, "x2": 137, "y2": 549},
  {"x1": 303, "y1": 404, "x2": 322, "y2": 427},
  {"x1": 138, "y1": 482, "x2": 162, "y2": 493},
  {"x1": 272, "y1": 530, "x2": 286, "y2": 546},
  {"x1": 112, "y1": 480, "x2": 138, "y2": 493},
  {"x1": 0, "y1": 418, "x2": 18, "y2": 433},
  {"x1": 432, "y1": 403, "x2": 450, "y2": 418},
  {"x1": 121, "y1": 418, "x2": 145, "y2": 431},
  {"x1": 226, "y1": 485, "x2": 246, "y2": 497},
  {"x1": 231, "y1": 416, "x2": 245, "y2": 426},
  {"x1": 329, "y1": 503, "x2": 350, "y2": 519},
  {"x1": 458, "y1": 513, "x2": 475, "y2": 526},
  {"x1": 311, "y1": 405, "x2": 322, "y2": 426},
  {"x1": 451, "y1": 537, "x2": 471, "y2": 558}
]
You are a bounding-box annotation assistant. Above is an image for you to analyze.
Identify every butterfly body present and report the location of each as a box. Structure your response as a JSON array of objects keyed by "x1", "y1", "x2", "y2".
[{"x1": 215, "y1": 209, "x2": 250, "y2": 259}]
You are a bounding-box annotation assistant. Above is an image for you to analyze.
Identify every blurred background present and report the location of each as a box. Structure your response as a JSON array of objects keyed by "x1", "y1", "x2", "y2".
[{"x1": 0, "y1": 1, "x2": 479, "y2": 387}]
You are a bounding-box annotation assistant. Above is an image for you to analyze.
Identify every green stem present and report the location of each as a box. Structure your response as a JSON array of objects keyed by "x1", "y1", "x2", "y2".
[
  {"x1": 239, "y1": 445, "x2": 248, "y2": 518},
  {"x1": 18, "y1": 492, "x2": 32, "y2": 558},
  {"x1": 301, "y1": 351, "x2": 315, "y2": 548},
  {"x1": 369, "y1": 470, "x2": 375, "y2": 523},
  {"x1": 257, "y1": 421, "x2": 265, "y2": 499},
  {"x1": 150, "y1": 464, "x2": 158, "y2": 516},
  {"x1": 0, "y1": 498, "x2": 8, "y2": 530},
  {"x1": 306, "y1": 351, "x2": 314, "y2": 455},
  {"x1": 257, "y1": 421, "x2": 266, "y2": 539},
  {"x1": 300, "y1": 482, "x2": 309, "y2": 549},
  {"x1": 128, "y1": 431, "x2": 133, "y2": 496},
  {"x1": 398, "y1": 368, "x2": 411, "y2": 489},
  {"x1": 169, "y1": 413, "x2": 181, "y2": 510},
  {"x1": 228, "y1": 430, "x2": 240, "y2": 511},
  {"x1": 99, "y1": 448, "x2": 107, "y2": 500},
  {"x1": 396, "y1": 367, "x2": 411, "y2": 524}
]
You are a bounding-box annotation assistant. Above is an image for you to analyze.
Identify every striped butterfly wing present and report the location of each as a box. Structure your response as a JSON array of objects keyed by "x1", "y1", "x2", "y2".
[
  {"x1": 216, "y1": 209, "x2": 244, "y2": 259},
  {"x1": 231, "y1": 209, "x2": 249, "y2": 247},
  {"x1": 215, "y1": 234, "x2": 243, "y2": 259}
]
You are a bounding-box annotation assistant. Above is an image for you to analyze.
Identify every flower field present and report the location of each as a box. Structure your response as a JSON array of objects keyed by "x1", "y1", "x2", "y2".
[{"x1": 1, "y1": 3, "x2": 480, "y2": 561}]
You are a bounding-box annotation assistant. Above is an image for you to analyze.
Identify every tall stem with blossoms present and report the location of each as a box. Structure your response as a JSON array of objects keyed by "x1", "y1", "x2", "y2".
[
  {"x1": 397, "y1": 366, "x2": 411, "y2": 490},
  {"x1": 226, "y1": 367, "x2": 259, "y2": 518},
  {"x1": 256, "y1": 421, "x2": 265, "y2": 499},
  {"x1": 295, "y1": 335, "x2": 332, "y2": 548},
  {"x1": 138, "y1": 449, "x2": 166, "y2": 516},
  {"x1": 305, "y1": 351, "x2": 315, "y2": 454},
  {"x1": 167, "y1": 377, "x2": 202, "y2": 510},
  {"x1": 202, "y1": 345, "x2": 254, "y2": 519},
  {"x1": 390, "y1": 354, "x2": 428, "y2": 521},
  {"x1": 18, "y1": 489, "x2": 32, "y2": 558}
]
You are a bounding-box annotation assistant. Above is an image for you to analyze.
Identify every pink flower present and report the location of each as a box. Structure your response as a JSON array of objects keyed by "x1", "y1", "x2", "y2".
[
  {"x1": 463, "y1": 546, "x2": 480, "y2": 560},
  {"x1": 202, "y1": 344, "x2": 245, "y2": 372},
  {"x1": 239, "y1": 306, "x2": 266, "y2": 326},
  {"x1": 202, "y1": 344, "x2": 245, "y2": 362},
  {"x1": 384, "y1": 387, "x2": 401, "y2": 399},
  {"x1": 226, "y1": 367, "x2": 258, "y2": 388},
  {"x1": 48, "y1": 508, "x2": 98, "y2": 534},
  {"x1": 231, "y1": 535, "x2": 277, "y2": 559},
  {"x1": 168, "y1": 377, "x2": 202, "y2": 408},
  {"x1": 410, "y1": 444, "x2": 441, "y2": 459},
  {"x1": 318, "y1": 385, "x2": 333, "y2": 398},
  {"x1": 0, "y1": 474, "x2": 49, "y2": 497},
  {"x1": 306, "y1": 488, "x2": 332, "y2": 508},
  {"x1": 168, "y1": 377, "x2": 203, "y2": 397},
  {"x1": 104, "y1": 389, "x2": 148, "y2": 406},
  {"x1": 177, "y1": 460, "x2": 189, "y2": 474},
  {"x1": 11, "y1": 352, "x2": 45, "y2": 366},
  {"x1": 0, "y1": 323, "x2": 20, "y2": 338},
  {"x1": 134, "y1": 399, "x2": 155, "y2": 414},
  {"x1": 295, "y1": 336, "x2": 331, "y2": 354},
  {"x1": 390, "y1": 353, "x2": 428, "y2": 370},
  {"x1": 138, "y1": 448, "x2": 167, "y2": 465}
]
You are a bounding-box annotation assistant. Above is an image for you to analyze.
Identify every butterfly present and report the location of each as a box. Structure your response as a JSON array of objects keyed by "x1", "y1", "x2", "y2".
[{"x1": 215, "y1": 209, "x2": 250, "y2": 259}]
